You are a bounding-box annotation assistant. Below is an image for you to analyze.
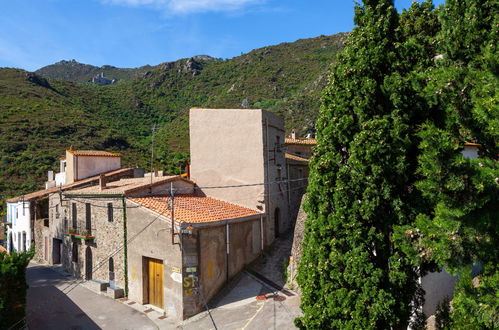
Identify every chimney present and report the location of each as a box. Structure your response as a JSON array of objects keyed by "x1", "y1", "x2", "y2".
[
  {"x1": 291, "y1": 130, "x2": 296, "y2": 139},
  {"x1": 99, "y1": 174, "x2": 107, "y2": 191}
]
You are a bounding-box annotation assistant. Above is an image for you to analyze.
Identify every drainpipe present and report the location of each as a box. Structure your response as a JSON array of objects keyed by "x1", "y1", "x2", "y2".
[
  {"x1": 122, "y1": 197, "x2": 129, "y2": 297},
  {"x1": 260, "y1": 216, "x2": 264, "y2": 252}
]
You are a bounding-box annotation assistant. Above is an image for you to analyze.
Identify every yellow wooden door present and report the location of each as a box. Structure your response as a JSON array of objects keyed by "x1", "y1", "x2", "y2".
[{"x1": 148, "y1": 258, "x2": 164, "y2": 308}]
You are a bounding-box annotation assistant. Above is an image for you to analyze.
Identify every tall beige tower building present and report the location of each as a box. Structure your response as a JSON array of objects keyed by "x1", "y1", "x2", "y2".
[{"x1": 189, "y1": 108, "x2": 289, "y2": 245}]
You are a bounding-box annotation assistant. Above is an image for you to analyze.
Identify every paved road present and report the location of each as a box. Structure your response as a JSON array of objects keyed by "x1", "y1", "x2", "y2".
[
  {"x1": 26, "y1": 263, "x2": 156, "y2": 330},
  {"x1": 26, "y1": 263, "x2": 300, "y2": 330},
  {"x1": 182, "y1": 272, "x2": 301, "y2": 330}
]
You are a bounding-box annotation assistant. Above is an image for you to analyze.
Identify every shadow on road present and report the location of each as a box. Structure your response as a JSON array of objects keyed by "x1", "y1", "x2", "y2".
[
  {"x1": 27, "y1": 265, "x2": 100, "y2": 330},
  {"x1": 27, "y1": 286, "x2": 100, "y2": 330}
]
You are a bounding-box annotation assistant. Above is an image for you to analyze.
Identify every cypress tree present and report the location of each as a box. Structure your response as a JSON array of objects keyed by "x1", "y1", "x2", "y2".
[
  {"x1": 296, "y1": 1, "x2": 439, "y2": 328},
  {"x1": 406, "y1": 0, "x2": 498, "y2": 327}
]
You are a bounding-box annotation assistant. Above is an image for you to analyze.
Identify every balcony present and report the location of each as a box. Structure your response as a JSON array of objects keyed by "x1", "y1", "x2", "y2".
[{"x1": 64, "y1": 228, "x2": 95, "y2": 241}]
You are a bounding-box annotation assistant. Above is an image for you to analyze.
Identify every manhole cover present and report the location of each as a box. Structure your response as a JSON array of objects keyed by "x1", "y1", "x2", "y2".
[{"x1": 273, "y1": 295, "x2": 286, "y2": 302}]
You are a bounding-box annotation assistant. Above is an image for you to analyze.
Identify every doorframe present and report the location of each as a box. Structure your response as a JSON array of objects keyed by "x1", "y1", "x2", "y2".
[{"x1": 143, "y1": 256, "x2": 164, "y2": 309}]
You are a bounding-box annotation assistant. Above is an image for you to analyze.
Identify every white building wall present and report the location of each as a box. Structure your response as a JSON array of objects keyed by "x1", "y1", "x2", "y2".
[
  {"x1": 74, "y1": 156, "x2": 121, "y2": 181},
  {"x1": 7, "y1": 201, "x2": 32, "y2": 253}
]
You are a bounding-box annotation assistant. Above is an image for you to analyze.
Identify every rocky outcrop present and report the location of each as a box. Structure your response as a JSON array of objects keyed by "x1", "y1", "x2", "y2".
[{"x1": 25, "y1": 72, "x2": 52, "y2": 89}]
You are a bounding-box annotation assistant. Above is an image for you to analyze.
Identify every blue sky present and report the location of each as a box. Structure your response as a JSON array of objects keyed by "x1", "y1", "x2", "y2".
[{"x1": 0, "y1": 0, "x2": 445, "y2": 71}]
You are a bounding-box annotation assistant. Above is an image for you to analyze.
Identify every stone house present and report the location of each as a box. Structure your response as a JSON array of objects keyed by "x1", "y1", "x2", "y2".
[
  {"x1": 5, "y1": 147, "x2": 137, "y2": 258},
  {"x1": 61, "y1": 174, "x2": 264, "y2": 320},
  {"x1": 55, "y1": 108, "x2": 293, "y2": 320},
  {"x1": 284, "y1": 131, "x2": 316, "y2": 223}
]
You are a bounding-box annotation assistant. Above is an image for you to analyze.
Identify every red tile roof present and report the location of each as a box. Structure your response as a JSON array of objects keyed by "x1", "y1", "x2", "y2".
[
  {"x1": 464, "y1": 142, "x2": 480, "y2": 147},
  {"x1": 129, "y1": 195, "x2": 262, "y2": 224},
  {"x1": 7, "y1": 168, "x2": 134, "y2": 203},
  {"x1": 285, "y1": 137, "x2": 317, "y2": 145},
  {"x1": 0, "y1": 246, "x2": 8, "y2": 255},
  {"x1": 285, "y1": 152, "x2": 310, "y2": 163},
  {"x1": 67, "y1": 149, "x2": 121, "y2": 157}
]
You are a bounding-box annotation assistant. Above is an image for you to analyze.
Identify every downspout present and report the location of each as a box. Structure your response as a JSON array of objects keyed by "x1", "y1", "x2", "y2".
[
  {"x1": 260, "y1": 216, "x2": 264, "y2": 252},
  {"x1": 122, "y1": 196, "x2": 129, "y2": 297}
]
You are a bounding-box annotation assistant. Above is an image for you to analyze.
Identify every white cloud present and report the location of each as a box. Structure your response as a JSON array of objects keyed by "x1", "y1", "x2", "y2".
[{"x1": 102, "y1": 0, "x2": 263, "y2": 14}]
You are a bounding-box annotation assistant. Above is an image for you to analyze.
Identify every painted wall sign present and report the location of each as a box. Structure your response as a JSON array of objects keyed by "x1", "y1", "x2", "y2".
[
  {"x1": 171, "y1": 272, "x2": 182, "y2": 283},
  {"x1": 183, "y1": 277, "x2": 195, "y2": 295},
  {"x1": 185, "y1": 267, "x2": 197, "y2": 273},
  {"x1": 183, "y1": 255, "x2": 198, "y2": 265},
  {"x1": 172, "y1": 266, "x2": 181, "y2": 273}
]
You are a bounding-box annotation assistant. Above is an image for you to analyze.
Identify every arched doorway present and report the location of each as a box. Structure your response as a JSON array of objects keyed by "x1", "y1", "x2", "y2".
[
  {"x1": 85, "y1": 247, "x2": 92, "y2": 280},
  {"x1": 109, "y1": 257, "x2": 115, "y2": 287},
  {"x1": 274, "y1": 208, "x2": 280, "y2": 238}
]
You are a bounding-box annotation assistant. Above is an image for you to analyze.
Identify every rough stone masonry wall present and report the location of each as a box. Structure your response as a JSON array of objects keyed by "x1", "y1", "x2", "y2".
[
  {"x1": 33, "y1": 218, "x2": 50, "y2": 263},
  {"x1": 287, "y1": 194, "x2": 307, "y2": 292},
  {"x1": 62, "y1": 197, "x2": 125, "y2": 289}
]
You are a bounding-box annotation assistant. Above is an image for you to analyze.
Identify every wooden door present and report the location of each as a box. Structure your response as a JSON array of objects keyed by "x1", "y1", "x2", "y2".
[
  {"x1": 52, "y1": 239, "x2": 61, "y2": 264},
  {"x1": 147, "y1": 258, "x2": 164, "y2": 309}
]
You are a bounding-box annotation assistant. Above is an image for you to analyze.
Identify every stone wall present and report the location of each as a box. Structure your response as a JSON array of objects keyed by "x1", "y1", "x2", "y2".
[
  {"x1": 287, "y1": 194, "x2": 307, "y2": 292},
  {"x1": 61, "y1": 197, "x2": 125, "y2": 289}
]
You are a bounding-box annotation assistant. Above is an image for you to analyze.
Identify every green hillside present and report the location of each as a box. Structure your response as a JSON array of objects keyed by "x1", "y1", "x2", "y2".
[{"x1": 0, "y1": 32, "x2": 347, "y2": 207}]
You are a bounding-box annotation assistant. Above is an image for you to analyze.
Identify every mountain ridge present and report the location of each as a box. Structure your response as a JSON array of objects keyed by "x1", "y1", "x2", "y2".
[{"x1": 0, "y1": 32, "x2": 348, "y2": 210}]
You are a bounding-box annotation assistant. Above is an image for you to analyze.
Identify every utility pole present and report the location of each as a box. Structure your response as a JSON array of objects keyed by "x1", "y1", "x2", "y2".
[
  {"x1": 150, "y1": 124, "x2": 158, "y2": 190},
  {"x1": 170, "y1": 182, "x2": 175, "y2": 245}
]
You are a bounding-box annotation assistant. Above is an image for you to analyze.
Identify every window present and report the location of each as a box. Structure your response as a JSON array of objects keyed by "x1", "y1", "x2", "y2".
[
  {"x1": 72, "y1": 243, "x2": 78, "y2": 262},
  {"x1": 107, "y1": 203, "x2": 113, "y2": 222},
  {"x1": 276, "y1": 136, "x2": 282, "y2": 152},
  {"x1": 55, "y1": 204, "x2": 59, "y2": 218},
  {"x1": 72, "y1": 202, "x2": 77, "y2": 229},
  {"x1": 44, "y1": 219, "x2": 49, "y2": 227},
  {"x1": 85, "y1": 203, "x2": 91, "y2": 234}
]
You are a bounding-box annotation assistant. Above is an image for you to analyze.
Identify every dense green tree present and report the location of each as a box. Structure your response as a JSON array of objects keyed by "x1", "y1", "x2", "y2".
[
  {"x1": 404, "y1": 0, "x2": 498, "y2": 328},
  {"x1": 296, "y1": 1, "x2": 439, "y2": 328},
  {"x1": 0, "y1": 249, "x2": 33, "y2": 330}
]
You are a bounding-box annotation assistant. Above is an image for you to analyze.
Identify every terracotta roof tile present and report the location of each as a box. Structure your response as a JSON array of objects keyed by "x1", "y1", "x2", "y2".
[
  {"x1": 285, "y1": 137, "x2": 317, "y2": 145},
  {"x1": 285, "y1": 152, "x2": 310, "y2": 162},
  {"x1": 129, "y1": 195, "x2": 262, "y2": 224},
  {"x1": 67, "y1": 150, "x2": 121, "y2": 157}
]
